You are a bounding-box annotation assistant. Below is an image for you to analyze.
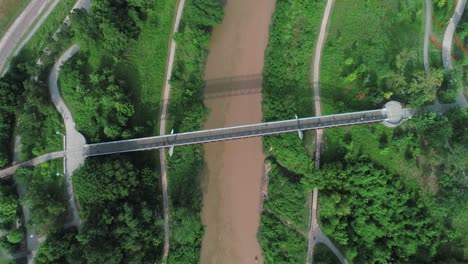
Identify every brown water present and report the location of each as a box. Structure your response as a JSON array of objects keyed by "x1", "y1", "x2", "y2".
[{"x1": 199, "y1": 0, "x2": 276, "y2": 264}]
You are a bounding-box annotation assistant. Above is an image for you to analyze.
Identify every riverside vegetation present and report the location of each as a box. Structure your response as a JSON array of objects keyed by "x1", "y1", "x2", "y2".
[
  {"x1": 259, "y1": 0, "x2": 467, "y2": 263},
  {"x1": 5, "y1": 0, "x2": 224, "y2": 263}
]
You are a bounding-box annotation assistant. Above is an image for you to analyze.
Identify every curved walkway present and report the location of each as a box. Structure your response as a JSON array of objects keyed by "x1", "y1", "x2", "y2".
[
  {"x1": 307, "y1": 0, "x2": 348, "y2": 263},
  {"x1": 442, "y1": 0, "x2": 467, "y2": 70},
  {"x1": 48, "y1": 44, "x2": 86, "y2": 229},
  {"x1": 423, "y1": 0, "x2": 432, "y2": 72},
  {"x1": 159, "y1": 0, "x2": 186, "y2": 262},
  {"x1": 441, "y1": 0, "x2": 468, "y2": 107}
]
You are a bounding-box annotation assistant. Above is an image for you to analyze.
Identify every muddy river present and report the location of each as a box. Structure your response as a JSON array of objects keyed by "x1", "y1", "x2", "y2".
[{"x1": 199, "y1": 0, "x2": 276, "y2": 264}]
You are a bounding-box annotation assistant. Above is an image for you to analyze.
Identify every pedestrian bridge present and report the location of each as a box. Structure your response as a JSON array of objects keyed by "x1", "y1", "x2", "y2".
[
  {"x1": 84, "y1": 101, "x2": 410, "y2": 157},
  {"x1": 0, "y1": 101, "x2": 411, "y2": 178}
]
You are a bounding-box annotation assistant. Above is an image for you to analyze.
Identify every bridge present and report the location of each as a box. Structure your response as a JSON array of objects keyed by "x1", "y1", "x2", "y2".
[
  {"x1": 84, "y1": 101, "x2": 409, "y2": 156},
  {"x1": 0, "y1": 101, "x2": 409, "y2": 178}
]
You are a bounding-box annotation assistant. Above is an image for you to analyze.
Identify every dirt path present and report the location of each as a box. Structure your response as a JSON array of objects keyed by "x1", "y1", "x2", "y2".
[
  {"x1": 158, "y1": 0, "x2": 186, "y2": 262},
  {"x1": 307, "y1": 0, "x2": 347, "y2": 263},
  {"x1": 199, "y1": 1, "x2": 276, "y2": 263}
]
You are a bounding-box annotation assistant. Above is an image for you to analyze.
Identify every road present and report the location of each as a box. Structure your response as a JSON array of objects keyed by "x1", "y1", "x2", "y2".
[
  {"x1": 0, "y1": 0, "x2": 55, "y2": 75},
  {"x1": 423, "y1": 0, "x2": 432, "y2": 72},
  {"x1": 158, "y1": 0, "x2": 186, "y2": 262},
  {"x1": 48, "y1": 45, "x2": 86, "y2": 229},
  {"x1": 442, "y1": 0, "x2": 467, "y2": 70}
]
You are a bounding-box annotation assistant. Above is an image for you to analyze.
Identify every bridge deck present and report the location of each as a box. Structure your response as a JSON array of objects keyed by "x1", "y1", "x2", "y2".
[{"x1": 85, "y1": 109, "x2": 386, "y2": 156}]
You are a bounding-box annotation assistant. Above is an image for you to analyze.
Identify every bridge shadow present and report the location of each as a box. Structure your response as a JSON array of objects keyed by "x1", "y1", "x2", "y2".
[{"x1": 203, "y1": 74, "x2": 263, "y2": 100}]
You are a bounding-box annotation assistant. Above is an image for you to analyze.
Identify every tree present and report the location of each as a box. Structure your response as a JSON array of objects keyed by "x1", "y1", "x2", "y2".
[
  {"x1": 0, "y1": 187, "x2": 18, "y2": 224},
  {"x1": 406, "y1": 69, "x2": 443, "y2": 107},
  {"x1": 6, "y1": 229, "x2": 24, "y2": 244},
  {"x1": 438, "y1": 69, "x2": 463, "y2": 103}
]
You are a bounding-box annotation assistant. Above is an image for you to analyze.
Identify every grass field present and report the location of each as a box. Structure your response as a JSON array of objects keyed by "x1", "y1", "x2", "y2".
[
  {"x1": 121, "y1": 0, "x2": 176, "y2": 136},
  {"x1": 320, "y1": 0, "x2": 424, "y2": 114},
  {"x1": 0, "y1": 0, "x2": 30, "y2": 37}
]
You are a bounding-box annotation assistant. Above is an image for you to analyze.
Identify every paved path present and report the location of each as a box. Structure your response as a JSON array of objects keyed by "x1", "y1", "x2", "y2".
[
  {"x1": 159, "y1": 0, "x2": 186, "y2": 262},
  {"x1": 306, "y1": 0, "x2": 347, "y2": 263},
  {"x1": 307, "y1": 189, "x2": 347, "y2": 264},
  {"x1": 48, "y1": 44, "x2": 86, "y2": 229},
  {"x1": 442, "y1": 0, "x2": 467, "y2": 70},
  {"x1": 0, "y1": 151, "x2": 64, "y2": 178},
  {"x1": 423, "y1": 0, "x2": 432, "y2": 72},
  {"x1": 441, "y1": 0, "x2": 468, "y2": 107}
]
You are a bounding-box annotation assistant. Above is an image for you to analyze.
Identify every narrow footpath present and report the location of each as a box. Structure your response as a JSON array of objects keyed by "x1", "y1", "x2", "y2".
[
  {"x1": 306, "y1": 0, "x2": 347, "y2": 263},
  {"x1": 423, "y1": 0, "x2": 432, "y2": 73},
  {"x1": 158, "y1": 0, "x2": 186, "y2": 262}
]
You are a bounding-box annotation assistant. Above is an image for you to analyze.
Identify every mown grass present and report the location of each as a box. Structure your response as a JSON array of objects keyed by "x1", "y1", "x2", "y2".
[
  {"x1": 0, "y1": 0, "x2": 30, "y2": 37},
  {"x1": 121, "y1": 0, "x2": 176, "y2": 135}
]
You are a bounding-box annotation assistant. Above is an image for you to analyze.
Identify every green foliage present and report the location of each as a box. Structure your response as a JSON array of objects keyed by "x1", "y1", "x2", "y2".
[
  {"x1": 71, "y1": 157, "x2": 163, "y2": 263},
  {"x1": 261, "y1": 0, "x2": 326, "y2": 175},
  {"x1": 6, "y1": 229, "x2": 23, "y2": 244},
  {"x1": 35, "y1": 228, "x2": 82, "y2": 264},
  {"x1": 0, "y1": 184, "x2": 19, "y2": 226},
  {"x1": 321, "y1": 0, "x2": 426, "y2": 113},
  {"x1": 165, "y1": 0, "x2": 223, "y2": 262},
  {"x1": 303, "y1": 162, "x2": 441, "y2": 263},
  {"x1": 259, "y1": 162, "x2": 308, "y2": 264},
  {"x1": 438, "y1": 69, "x2": 463, "y2": 103},
  {"x1": 260, "y1": 213, "x2": 307, "y2": 264},
  {"x1": 14, "y1": 162, "x2": 67, "y2": 235},
  {"x1": 16, "y1": 79, "x2": 63, "y2": 158},
  {"x1": 70, "y1": 0, "x2": 149, "y2": 67},
  {"x1": 122, "y1": 0, "x2": 176, "y2": 133},
  {"x1": 60, "y1": 59, "x2": 139, "y2": 142}
]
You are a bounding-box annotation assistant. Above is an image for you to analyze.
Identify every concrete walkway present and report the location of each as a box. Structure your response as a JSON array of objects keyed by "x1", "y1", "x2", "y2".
[
  {"x1": 48, "y1": 45, "x2": 86, "y2": 230},
  {"x1": 441, "y1": 0, "x2": 467, "y2": 107},
  {"x1": 442, "y1": 0, "x2": 467, "y2": 70},
  {"x1": 159, "y1": 0, "x2": 186, "y2": 261}
]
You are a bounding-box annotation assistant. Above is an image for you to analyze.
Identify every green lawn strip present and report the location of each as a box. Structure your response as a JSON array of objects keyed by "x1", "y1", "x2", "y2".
[
  {"x1": 121, "y1": 0, "x2": 176, "y2": 134},
  {"x1": 0, "y1": 0, "x2": 31, "y2": 37}
]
